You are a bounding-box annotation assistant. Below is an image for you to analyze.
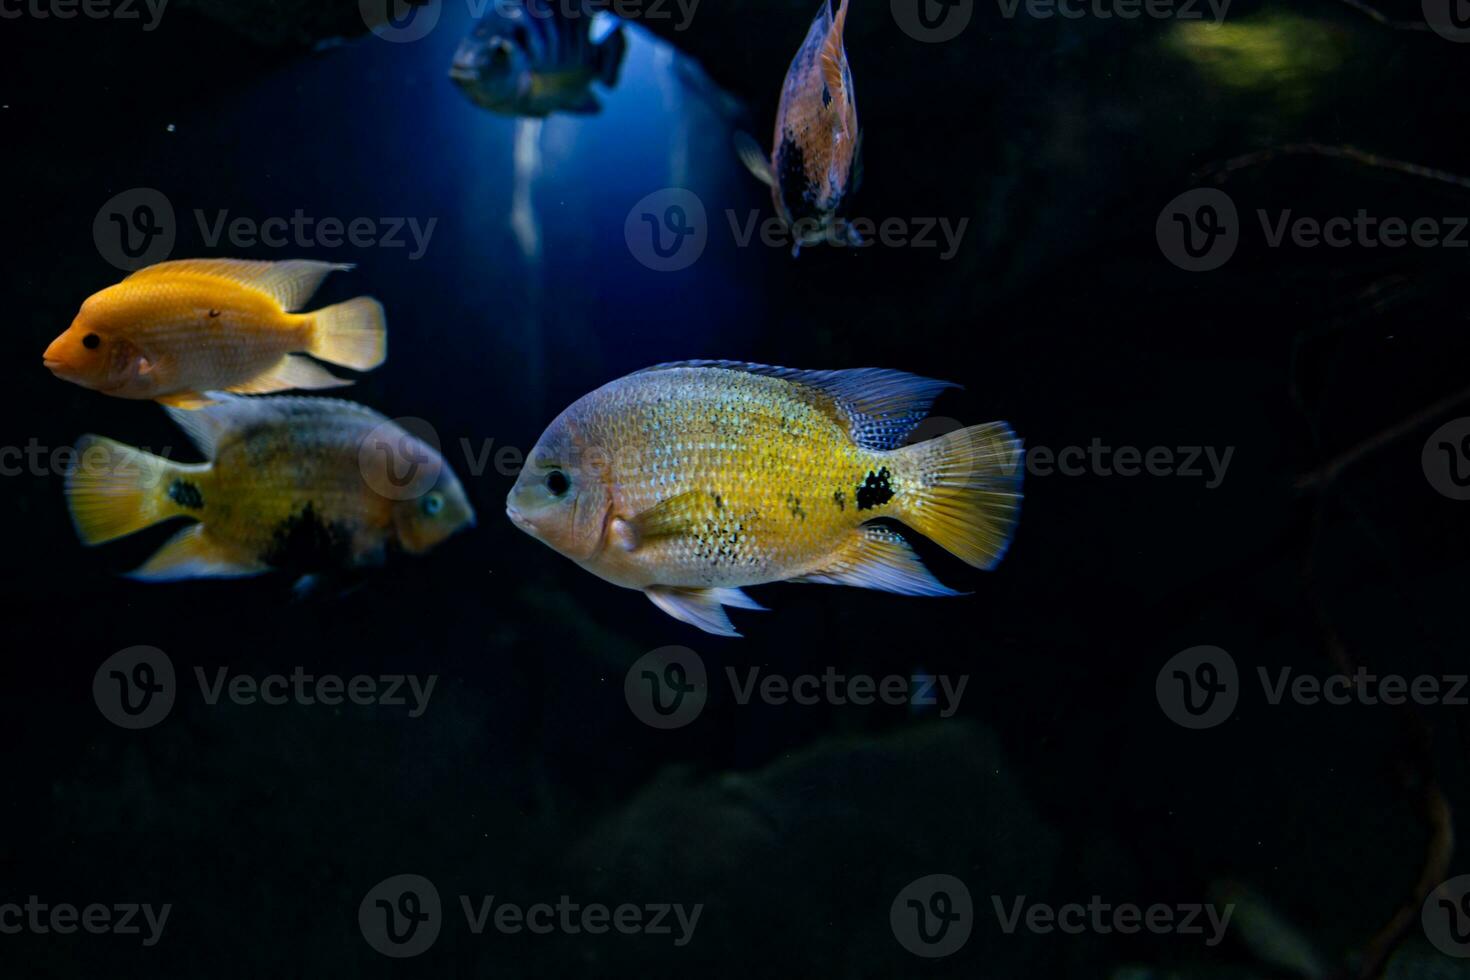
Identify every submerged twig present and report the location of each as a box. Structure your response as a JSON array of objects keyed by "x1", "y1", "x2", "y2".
[
  {"x1": 1295, "y1": 382, "x2": 1470, "y2": 491},
  {"x1": 1335, "y1": 0, "x2": 1433, "y2": 31},
  {"x1": 1195, "y1": 143, "x2": 1470, "y2": 191}
]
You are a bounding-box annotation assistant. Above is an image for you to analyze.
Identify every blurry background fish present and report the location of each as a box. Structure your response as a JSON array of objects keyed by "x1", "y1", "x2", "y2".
[{"x1": 450, "y1": 0, "x2": 627, "y2": 117}]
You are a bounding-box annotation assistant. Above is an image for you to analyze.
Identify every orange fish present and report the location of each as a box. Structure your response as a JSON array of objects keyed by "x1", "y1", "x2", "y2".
[
  {"x1": 43, "y1": 258, "x2": 387, "y2": 409},
  {"x1": 739, "y1": 0, "x2": 862, "y2": 256}
]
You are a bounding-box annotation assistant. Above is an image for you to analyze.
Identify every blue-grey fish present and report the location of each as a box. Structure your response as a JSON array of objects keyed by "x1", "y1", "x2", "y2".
[{"x1": 450, "y1": 0, "x2": 627, "y2": 117}]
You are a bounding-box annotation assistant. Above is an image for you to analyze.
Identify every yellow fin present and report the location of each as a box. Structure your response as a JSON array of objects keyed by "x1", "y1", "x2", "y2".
[
  {"x1": 66, "y1": 436, "x2": 196, "y2": 545},
  {"x1": 156, "y1": 391, "x2": 218, "y2": 410},
  {"x1": 627, "y1": 490, "x2": 705, "y2": 544},
  {"x1": 125, "y1": 258, "x2": 353, "y2": 312},
  {"x1": 645, "y1": 586, "x2": 765, "y2": 637},
  {"x1": 734, "y1": 130, "x2": 775, "y2": 188},
  {"x1": 792, "y1": 526, "x2": 961, "y2": 596},
  {"x1": 128, "y1": 524, "x2": 267, "y2": 582},
  {"x1": 228, "y1": 354, "x2": 352, "y2": 394},
  {"x1": 893, "y1": 422, "x2": 1024, "y2": 570},
  {"x1": 309, "y1": 296, "x2": 387, "y2": 371}
]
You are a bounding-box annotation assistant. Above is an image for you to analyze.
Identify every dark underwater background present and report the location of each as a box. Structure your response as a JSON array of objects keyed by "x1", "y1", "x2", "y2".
[{"x1": 4, "y1": 0, "x2": 1470, "y2": 975}]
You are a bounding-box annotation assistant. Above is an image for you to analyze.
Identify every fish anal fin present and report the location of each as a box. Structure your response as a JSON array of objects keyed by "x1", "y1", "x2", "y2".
[
  {"x1": 128, "y1": 525, "x2": 267, "y2": 582},
  {"x1": 790, "y1": 525, "x2": 962, "y2": 597},
  {"x1": 227, "y1": 354, "x2": 352, "y2": 395},
  {"x1": 156, "y1": 391, "x2": 218, "y2": 410},
  {"x1": 645, "y1": 585, "x2": 764, "y2": 637}
]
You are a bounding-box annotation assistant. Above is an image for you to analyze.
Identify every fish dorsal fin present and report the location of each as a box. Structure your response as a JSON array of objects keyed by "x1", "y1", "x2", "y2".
[
  {"x1": 634, "y1": 360, "x2": 957, "y2": 451},
  {"x1": 820, "y1": 0, "x2": 851, "y2": 126},
  {"x1": 645, "y1": 585, "x2": 766, "y2": 637},
  {"x1": 125, "y1": 259, "x2": 354, "y2": 312},
  {"x1": 165, "y1": 393, "x2": 385, "y2": 459}
]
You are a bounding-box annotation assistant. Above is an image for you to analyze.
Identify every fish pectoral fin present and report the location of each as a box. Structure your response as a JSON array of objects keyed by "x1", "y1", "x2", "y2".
[
  {"x1": 156, "y1": 391, "x2": 219, "y2": 410},
  {"x1": 734, "y1": 131, "x2": 776, "y2": 188},
  {"x1": 645, "y1": 586, "x2": 765, "y2": 638},
  {"x1": 127, "y1": 524, "x2": 268, "y2": 583},
  {"x1": 628, "y1": 490, "x2": 704, "y2": 542},
  {"x1": 227, "y1": 354, "x2": 352, "y2": 395},
  {"x1": 790, "y1": 526, "x2": 963, "y2": 597}
]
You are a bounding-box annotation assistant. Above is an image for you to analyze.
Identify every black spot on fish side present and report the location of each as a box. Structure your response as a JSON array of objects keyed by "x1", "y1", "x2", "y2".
[
  {"x1": 774, "y1": 136, "x2": 822, "y2": 225},
  {"x1": 262, "y1": 502, "x2": 353, "y2": 573},
  {"x1": 786, "y1": 493, "x2": 806, "y2": 521},
  {"x1": 833, "y1": 489, "x2": 845, "y2": 511},
  {"x1": 167, "y1": 478, "x2": 204, "y2": 510},
  {"x1": 855, "y1": 468, "x2": 894, "y2": 511},
  {"x1": 821, "y1": 84, "x2": 832, "y2": 109}
]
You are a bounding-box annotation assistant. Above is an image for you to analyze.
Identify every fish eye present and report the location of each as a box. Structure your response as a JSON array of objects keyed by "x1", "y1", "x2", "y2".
[
  {"x1": 82, "y1": 333, "x2": 100, "y2": 350},
  {"x1": 491, "y1": 41, "x2": 512, "y2": 64},
  {"x1": 545, "y1": 470, "x2": 570, "y2": 496},
  {"x1": 421, "y1": 491, "x2": 445, "y2": 516}
]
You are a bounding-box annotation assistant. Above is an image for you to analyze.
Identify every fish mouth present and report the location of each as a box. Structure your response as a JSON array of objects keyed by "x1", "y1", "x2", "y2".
[
  {"x1": 505, "y1": 503, "x2": 536, "y2": 536},
  {"x1": 43, "y1": 356, "x2": 66, "y2": 372}
]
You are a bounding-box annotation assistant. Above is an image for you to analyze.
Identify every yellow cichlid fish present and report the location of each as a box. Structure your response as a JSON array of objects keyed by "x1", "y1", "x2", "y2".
[
  {"x1": 506, "y1": 361, "x2": 1022, "y2": 636},
  {"x1": 66, "y1": 395, "x2": 474, "y2": 584},
  {"x1": 43, "y1": 258, "x2": 387, "y2": 409},
  {"x1": 738, "y1": 0, "x2": 862, "y2": 256}
]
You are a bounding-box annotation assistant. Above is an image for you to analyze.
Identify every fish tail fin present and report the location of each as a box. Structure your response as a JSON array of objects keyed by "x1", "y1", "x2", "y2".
[
  {"x1": 596, "y1": 25, "x2": 627, "y2": 88},
  {"x1": 309, "y1": 296, "x2": 387, "y2": 371},
  {"x1": 65, "y1": 436, "x2": 198, "y2": 545},
  {"x1": 892, "y1": 423, "x2": 1023, "y2": 570}
]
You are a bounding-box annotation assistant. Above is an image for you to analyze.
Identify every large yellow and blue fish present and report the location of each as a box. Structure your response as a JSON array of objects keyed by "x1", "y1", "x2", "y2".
[
  {"x1": 506, "y1": 361, "x2": 1022, "y2": 636},
  {"x1": 66, "y1": 395, "x2": 474, "y2": 584},
  {"x1": 739, "y1": 0, "x2": 862, "y2": 256}
]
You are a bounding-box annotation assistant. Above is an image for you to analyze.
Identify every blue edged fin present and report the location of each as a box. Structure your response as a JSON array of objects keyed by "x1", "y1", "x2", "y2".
[
  {"x1": 645, "y1": 585, "x2": 767, "y2": 637},
  {"x1": 127, "y1": 525, "x2": 268, "y2": 582},
  {"x1": 790, "y1": 526, "x2": 962, "y2": 596}
]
